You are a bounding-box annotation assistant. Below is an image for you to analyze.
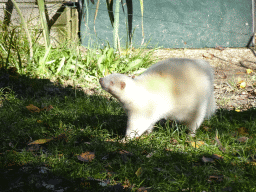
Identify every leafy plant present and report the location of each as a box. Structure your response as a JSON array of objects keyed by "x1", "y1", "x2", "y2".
[
  {"x1": 11, "y1": 0, "x2": 33, "y2": 60},
  {"x1": 96, "y1": 47, "x2": 119, "y2": 76}
]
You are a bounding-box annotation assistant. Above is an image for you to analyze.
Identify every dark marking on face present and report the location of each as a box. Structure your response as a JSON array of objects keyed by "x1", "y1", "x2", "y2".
[
  {"x1": 110, "y1": 81, "x2": 114, "y2": 86},
  {"x1": 120, "y1": 81, "x2": 126, "y2": 90}
]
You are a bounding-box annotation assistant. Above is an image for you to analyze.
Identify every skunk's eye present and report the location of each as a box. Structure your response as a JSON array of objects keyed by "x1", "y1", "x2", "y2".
[{"x1": 110, "y1": 81, "x2": 114, "y2": 86}]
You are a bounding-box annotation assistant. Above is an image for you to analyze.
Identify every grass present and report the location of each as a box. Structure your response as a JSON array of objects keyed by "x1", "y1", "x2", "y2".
[
  {"x1": 1, "y1": 83, "x2": 256, "y2": 191},
  {"x1": 1, "y1": 23, "x2": 256, "y2": 191}
]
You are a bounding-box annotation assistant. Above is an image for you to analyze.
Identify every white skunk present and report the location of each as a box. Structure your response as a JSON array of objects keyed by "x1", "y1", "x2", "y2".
[{"x1": 99, "y1": 58, "x2": 216, "y2": 140}]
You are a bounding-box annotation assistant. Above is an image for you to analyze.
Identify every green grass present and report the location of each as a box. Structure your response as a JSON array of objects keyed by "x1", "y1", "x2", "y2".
[
  {"x1": 1, "y1": 77, "x2": 256, "y2": 191},
  {"x1": 1, "y1": 23, "x2": 256, "y2": 191}
]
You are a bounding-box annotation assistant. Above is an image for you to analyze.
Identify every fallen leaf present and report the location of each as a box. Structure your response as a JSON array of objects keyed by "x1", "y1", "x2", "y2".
[
  {"x1": 190, "y1": 141, "x2": 205, "y2": 148},
  {"x1": 123, "y1": 178, "x2": 132, "y2": 188},
  {"x1": 28, "y1": 138, "x2": 53, "y2": 145},
  {"x1": 246, "y1": 69, "x2": 253, "y2": 74},
  {"x1": 239, "y1": 81, "x2": 246, "y2": 89},
  {"x1": 208, "y1": 175, "x2": 224, "y2": 183},
  {"x1": 135, "y1": 167, "x2": 143, "y2": 177},
  {"x1": 77, "y1": 152, "x2": 95, "y2": 162},
  {"x1": 26, "y1": 104, "x2": 40, "y2": 113},
  {"x1": 237, "y1": 127, "x2": 248, "y2": 135}
]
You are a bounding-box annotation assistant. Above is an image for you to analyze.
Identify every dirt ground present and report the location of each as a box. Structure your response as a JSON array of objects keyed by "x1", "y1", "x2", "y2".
[{"x1": 152, "y1": 47, "x2": 256, "y2": 111}]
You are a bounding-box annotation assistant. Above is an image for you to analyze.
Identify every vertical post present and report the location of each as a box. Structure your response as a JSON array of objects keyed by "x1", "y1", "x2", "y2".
[
  {"x1": 252, "y1": 0, "x2": 255, "y2": 46},
  {"x1": 113, "y1": 0, "x2": 120, "y2": 51}
]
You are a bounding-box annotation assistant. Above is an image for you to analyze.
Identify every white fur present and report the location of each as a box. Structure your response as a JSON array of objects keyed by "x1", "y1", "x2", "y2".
[{"x1": 99, "y1": 58, "x2": 216, "y2": 140}]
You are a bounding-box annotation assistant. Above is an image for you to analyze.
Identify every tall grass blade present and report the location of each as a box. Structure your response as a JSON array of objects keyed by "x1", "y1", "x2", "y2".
[
  {"x1": 5, "y1": 29, "x2": 15, "y2": 70},
  {"x1": 16, "y1": 46, "x2": 22, "y2": 73},
  {"x1": 139, "y1": 0, "x2": 144, "y2": 45},
  {"x1": 37, "y1": 0, "x2": 50, "y2": 48},
  {"x1": 106, "y1": 0, "x2": 114, "y2": 27},
  {"x1": 56, "y1": 57, "x2": 65, "y2": 74},
  {"x1": 11, "y1": 0, "x2": 33, "y2": 60},
  {"x1": 38, "y1": 44, "x2": 51, "y2": 75},
  {"x1": 113, "y1": 0, "x2": 120, "y2": 51},
  {"x1": 94, "y1": 0, "x2": 100, "y2": 34}
]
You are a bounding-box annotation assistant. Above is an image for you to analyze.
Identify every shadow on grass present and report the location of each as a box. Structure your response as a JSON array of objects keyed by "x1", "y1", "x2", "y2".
[
  {"x1": 1, "y1": 69, "x2": 256, "y2": 191},
  {"x1": 0, "y1": 69, "x2": 130, "y2": 191}
]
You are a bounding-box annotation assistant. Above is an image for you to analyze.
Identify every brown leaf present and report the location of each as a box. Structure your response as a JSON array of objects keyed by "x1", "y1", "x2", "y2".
[
  {"x1": 26, "y1": 104, "x2": 40, "y2": 113},
  {"x1": 237, "y1": 127, "x2": 248, "y2": 135},
  {"x1": 208, "y1": 175, "x2": 224, "y2": 183},
  {"x1": 190, "y1": 141, "x2": 205, "y2": 148},
  {"x1": 246, "y1": 69, "x2": 253, "y2": 74},
  {"x1": 77, "y1": 152, "x2": 95, "y2": 162},
  {"x1": 123, "y1": 178, "x2": 132, "y2": 188},
  {"x1": 135, "y1": 167, "x2": 143, "y2": 177},
  {"x1": 237, "y1": 78, "x2": 247, "y2": 89},
  {"x1": 28, "y1": 138, "x2": 53, "y2": 145}
]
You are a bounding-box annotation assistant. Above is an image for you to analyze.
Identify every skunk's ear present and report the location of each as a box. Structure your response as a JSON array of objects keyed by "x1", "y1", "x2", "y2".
[
  {"x1": 120, "y1": 82, "x2": 126, "y2": 90},
  {"x1": 131, "y1": 75, "x2": 136, "y2": 79}
]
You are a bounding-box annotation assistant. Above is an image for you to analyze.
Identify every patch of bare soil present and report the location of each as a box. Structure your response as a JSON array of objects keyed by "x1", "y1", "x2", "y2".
[{"x1": 153, "y1": 48, "x2": 256, "y2": 111}]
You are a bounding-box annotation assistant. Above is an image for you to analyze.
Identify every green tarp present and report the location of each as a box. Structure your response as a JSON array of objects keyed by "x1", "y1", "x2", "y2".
[{"x1": 81, "y1": 0, "x2": 253, "y2": 48}]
